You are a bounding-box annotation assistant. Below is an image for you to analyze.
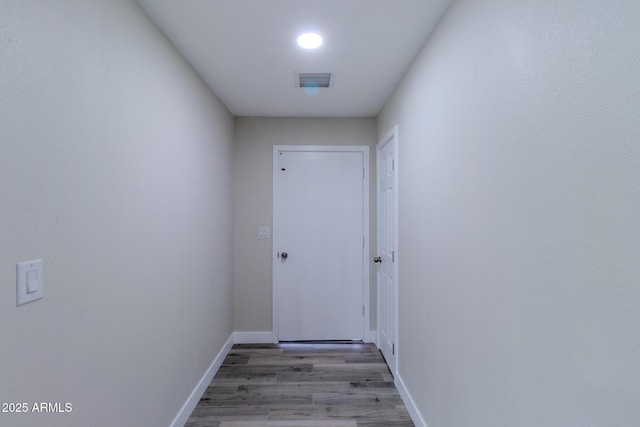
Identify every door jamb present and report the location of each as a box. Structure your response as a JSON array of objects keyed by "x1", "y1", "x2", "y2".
[{"x1": 272, "y1": 145, "x2": 370, "y2": 343}]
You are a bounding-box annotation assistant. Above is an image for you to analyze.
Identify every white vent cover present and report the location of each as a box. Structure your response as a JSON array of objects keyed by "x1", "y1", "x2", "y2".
[{"x1": 298, "y1": 73, "x2": 332, "y2": 88}]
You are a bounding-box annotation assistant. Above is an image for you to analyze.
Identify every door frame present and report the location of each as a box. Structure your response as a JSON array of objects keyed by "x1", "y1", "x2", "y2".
[
  {"x1": 376, "y1": 126, "x2": 398, "y2": 376},
  {"x1": 272, "y1": 145, "x2": 370, "y2": 342}
]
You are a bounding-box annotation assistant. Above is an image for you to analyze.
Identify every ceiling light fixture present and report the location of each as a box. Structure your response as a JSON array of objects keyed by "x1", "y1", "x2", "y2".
[{"x1": 297, "y1": 32, "x2": 323, "y2": 49}]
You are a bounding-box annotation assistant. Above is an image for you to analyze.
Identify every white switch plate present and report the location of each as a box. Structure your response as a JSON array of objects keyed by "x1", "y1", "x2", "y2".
[
  {"x1": 257, "y1": 226, "x2": 270, "y2": 239},
  {"x1": 17, "y1": 259, "x2": 43, "y2": 306}
]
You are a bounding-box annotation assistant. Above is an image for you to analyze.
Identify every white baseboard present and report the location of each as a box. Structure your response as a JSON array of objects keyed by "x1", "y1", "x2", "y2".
[
  {"x1": 396, "y1": 373, "x2": 428, "y2": 427},
  {"x1": 169, "y1": 333, "x2": 234, "y2": 427},
  {"x1": 233, "y1": 331, "x2": 276, "y2": 344},
  {"x1": 367, "y1": 330, "x2": 377, "y2": 344}
]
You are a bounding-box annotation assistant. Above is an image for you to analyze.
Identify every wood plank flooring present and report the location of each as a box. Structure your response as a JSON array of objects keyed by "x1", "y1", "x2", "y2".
[{"x1": 184, "y1": 342, "x2": 414, "y2": 427}]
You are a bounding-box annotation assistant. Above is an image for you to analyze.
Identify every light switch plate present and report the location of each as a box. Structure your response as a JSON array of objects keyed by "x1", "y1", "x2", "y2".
[
  {"x1": 257, "y1": 226, "x2": 270, "y2": 239},
  {"x1": 17, "y1": 259, "x2": 43, "y2": 306}
]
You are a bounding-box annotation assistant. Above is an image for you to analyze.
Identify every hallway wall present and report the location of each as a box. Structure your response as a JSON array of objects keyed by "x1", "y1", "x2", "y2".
[
  {"x1": 0, "y1": 1, "x2": 234, "y2": 426},
  {"x1": 233, "y1": 117, "x2": 377, "y2": 335},
  {"x1": 378, "y1": 0, "x2": 640, "y2": 426}
]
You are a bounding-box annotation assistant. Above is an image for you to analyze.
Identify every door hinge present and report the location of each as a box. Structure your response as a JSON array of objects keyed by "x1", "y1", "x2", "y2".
[
  {"x1": 392, "y1": 159, "x2": 395, "y2": 172},
  {"x1": 362, "y1": 167, "x2": 365, "y2": 180},
  {"x1": 362, "y1": 305, "x2": 365, "y2": 316},
  {"x1": 392, "y1": 251, "x2": 395, "y2": 262},
  {"x1": 392, "y1": 343, "x2": 395, "y2": 355},
  {"x1": 362, "y1": 235, "x2": 365, "y2": 248}
]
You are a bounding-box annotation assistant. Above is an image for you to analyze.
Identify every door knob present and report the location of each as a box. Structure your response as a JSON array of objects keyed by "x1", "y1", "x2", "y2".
[
  {"x1": 281, "y1": 252, "x2": 288, "y2": 261},
  {"x1": 373, "y1": 256, "x2": 382, "y2": 263}
]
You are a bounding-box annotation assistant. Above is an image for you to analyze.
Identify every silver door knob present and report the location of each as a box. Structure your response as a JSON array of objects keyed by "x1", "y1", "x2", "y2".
[
  {"x1": 281, "y1": 252, "x2": 288, "y2": 261},
  {"x1": 373, "y1": 256, "x2": 382, "y2": 263}
]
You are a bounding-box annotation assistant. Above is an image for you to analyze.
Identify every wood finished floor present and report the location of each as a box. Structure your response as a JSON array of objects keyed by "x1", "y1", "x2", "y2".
[{"x1": 185, "y1": 342, "x2": 414, "y2": 427}]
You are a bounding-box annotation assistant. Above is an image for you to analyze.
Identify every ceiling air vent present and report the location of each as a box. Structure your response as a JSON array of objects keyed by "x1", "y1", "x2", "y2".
[{"x1": 298, "y1": 73, "x2": 332, "y2": 88}]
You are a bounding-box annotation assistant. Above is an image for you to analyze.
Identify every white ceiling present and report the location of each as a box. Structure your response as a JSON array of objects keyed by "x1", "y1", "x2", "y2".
[{"x1": 135, "y1": 0, "x2": 451, "y2": 117}]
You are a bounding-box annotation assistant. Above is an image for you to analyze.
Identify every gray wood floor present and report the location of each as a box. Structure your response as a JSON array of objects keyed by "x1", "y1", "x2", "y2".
[{"x1": 185, "y1": 342, "x2": 414, "y2": 427}]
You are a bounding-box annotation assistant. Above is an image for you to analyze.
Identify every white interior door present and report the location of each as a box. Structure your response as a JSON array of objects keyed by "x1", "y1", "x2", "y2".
[
  {"x1": 377, "y1": 127, "x2": 398, "y2": 375},
  {"x1": 274, "y1": 146, "x2": 368, "y2": 341}
]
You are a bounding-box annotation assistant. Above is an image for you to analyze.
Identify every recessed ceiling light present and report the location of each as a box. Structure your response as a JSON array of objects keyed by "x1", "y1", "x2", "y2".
[{"x1": 297, "y1": 32, "x2": 323, "y2": 49}]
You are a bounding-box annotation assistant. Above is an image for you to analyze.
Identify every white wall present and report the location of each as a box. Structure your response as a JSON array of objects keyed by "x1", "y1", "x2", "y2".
[
  {"x1": 378, "y1": 0, "x2": 640, "y2": 426},
  {"x1": 233, "y1": 117, "x2": 377, "y2": 334},
  {"x1": 0, "y1": 1, "x2": 234, "y2": 426}
]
